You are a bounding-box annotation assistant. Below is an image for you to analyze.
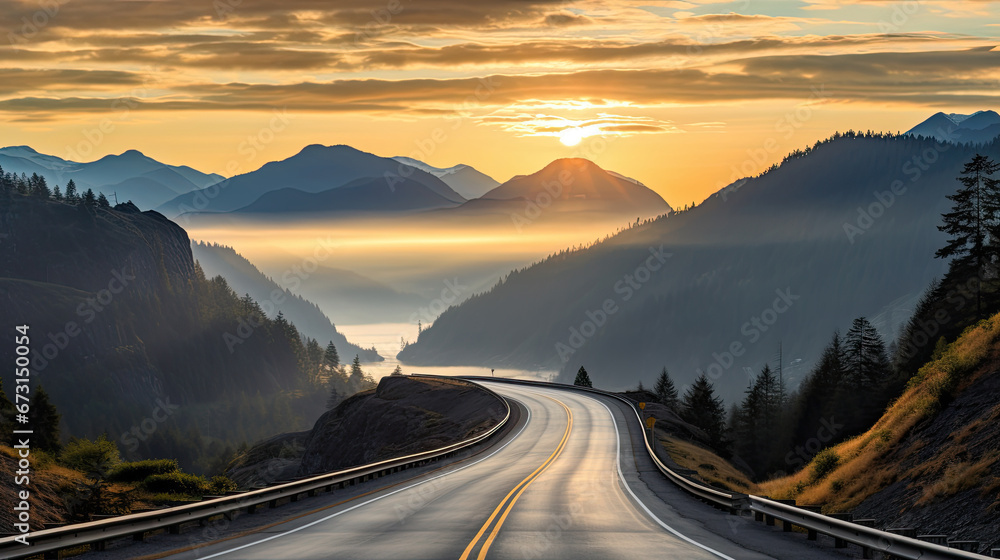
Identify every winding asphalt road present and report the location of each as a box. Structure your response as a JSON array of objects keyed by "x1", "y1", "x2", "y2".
[{"x1": 150, "y1": 382, "x2": 848, "y2": 560}]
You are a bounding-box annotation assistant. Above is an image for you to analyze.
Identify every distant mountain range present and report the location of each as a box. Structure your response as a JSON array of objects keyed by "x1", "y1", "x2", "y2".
[
  {"x1": 392, "y1": 156, "x2": 500, "y2": 199},
  {"x1": 190, "y1": 242, "x2": 381, "y2": 359},
  {"x1": 399, "y1": 131, "x2": 1000, "y2": 403},
  {"x1": 0, "y1": 146, "x2": 223, "y2": 210},
  {"x1": 906, "y1": 110, "x2": 1000, "y2": 145},
  {"x1": 232, "y1": 176, "x2": 464, "y2": 215},
  {"x1": 173, "y1": 146, "x2": 671, "y2": 224},
  {"x1": 159, "y1": 144, "x2": 466, "y2": 217}
]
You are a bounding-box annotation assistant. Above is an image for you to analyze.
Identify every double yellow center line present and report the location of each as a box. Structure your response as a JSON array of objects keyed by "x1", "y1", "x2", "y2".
[{"x1": 459, "y1": 395, "x2": 574, "y2": 560}]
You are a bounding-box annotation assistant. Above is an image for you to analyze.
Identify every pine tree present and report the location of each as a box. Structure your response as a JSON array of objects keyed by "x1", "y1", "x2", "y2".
[
  {"x1": 82, "y1": 188, "x2": 97, "y2": 207},
  {"x1": 391, "y1": 365, "x2": 403, "y2": 376},
  {"x1": 52, "y1": 185, "x2": 63, "y2": 201},
  {"x1": 28, "y1": 173, "x2": 51, "y2": 198},
  {"x1": 348, "y1": 355, "x2": 364, "y2": 390},
  {"x1": 680, "y1": 373, "x2": 727, "y2": 452},
  {"x1": 841, "y1": 317, "x2": 890, "y2": 434},
  {"x1": 653, "y1": 367, "x2": 678, "y2": 409},
  {"x1": 30, "y1": 385, "x2": 62, "y2": 454},
  {"x1": 844, "y1": 317, "x2": 889, "y2": 390},
  {"x1": 324, "y1": 341, "x2": 340, "y2": 369},
  {"x1": 65, "y1": 179, "x2": 78, "y2": 202},
  {"x1": 97, "y1": 192, "x2": 110, "y2": 208},
  {"x1": 936, "y1": 154, "x2": 1000, "y2": 318},
  {"x1": 573, "y1": 366, "x2": 592, "y2": 387},
  {"x1": 733, "y1": 365, "x2": 786, "y2": 475}
]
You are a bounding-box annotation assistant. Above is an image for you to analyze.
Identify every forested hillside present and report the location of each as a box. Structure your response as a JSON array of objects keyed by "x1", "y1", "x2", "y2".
[
  {"x1": 400, "y1": 132, "x2": 999, "y2": 403},
  {"x1": 0, "y1": 172, "x2": 368, "y2": 472}
]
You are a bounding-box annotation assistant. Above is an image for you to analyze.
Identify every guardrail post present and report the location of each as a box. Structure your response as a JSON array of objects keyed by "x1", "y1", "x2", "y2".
[
  {"x1": 169, "y1": 523, "x2": 182, "y2": 535},
  {"x1": 990, "y1": 547, "x2": 1000, "y2": 558},
  {"x1": 887, "y1": 527, "x2": 916, "y2": 538},
  {"x1": 853, "y1": 519, "x2": 875, "y2": 557},
  {"x1": 772, "y1": 500, "x2": 795, "y2": 532},
  {"x1": 949, "y1": 541, "x2": 980, "y2": 552},
  {"x1": 799, "y1": 506, "x2": 823, "y2": 539}
]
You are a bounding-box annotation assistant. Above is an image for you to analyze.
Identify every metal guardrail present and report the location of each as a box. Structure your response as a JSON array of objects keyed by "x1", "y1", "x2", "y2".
[
  {"x1": 455, "y1": 376, "x2": 992, "y2": 560},
  {"x1": 0, "y1": 378, "x2": 511, "y2": 560},
  {"x1": 748, "y1": 497, "x2": 988, "y2": 560}
]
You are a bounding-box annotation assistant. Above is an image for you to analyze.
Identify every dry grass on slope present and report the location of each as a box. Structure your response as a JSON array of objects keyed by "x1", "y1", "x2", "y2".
[
  {"x1": 657, "y1": 434, "x2": 755, "y2": 493},
  {"x1": 758, "y1": 314, "x2": 1000, "y2": 512}
]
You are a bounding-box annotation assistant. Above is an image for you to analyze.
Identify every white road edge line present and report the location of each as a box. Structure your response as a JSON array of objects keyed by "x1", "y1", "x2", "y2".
[
  {"x1": 594, "y1": 398, "x2": 736, "y2": 560},
  {"x1": 193, "y1": 402, "x2": 532, "y2": 559}
]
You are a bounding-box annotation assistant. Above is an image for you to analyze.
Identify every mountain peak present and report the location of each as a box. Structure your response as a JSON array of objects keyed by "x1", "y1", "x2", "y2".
[
  {"x1": 906, "y1": 109, "x2": 1000, "y2": 144},
  {"x1": 481, "y1": 157, "x2": 670, "y2": 215},
  {"x1": 542, "y1": 157, "x2": 602, "y2": 171},
  {"x1": 1, "y1": 145, "x2": 39, "y2": 154}
]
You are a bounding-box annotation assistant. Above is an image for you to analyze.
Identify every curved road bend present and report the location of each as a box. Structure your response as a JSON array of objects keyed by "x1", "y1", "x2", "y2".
[{"x1": 147, "y1": 383, "x2": 848, "y2": 560}]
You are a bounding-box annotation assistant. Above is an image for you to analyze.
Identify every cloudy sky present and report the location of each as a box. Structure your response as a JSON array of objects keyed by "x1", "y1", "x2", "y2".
[{"x1": 3, "y1": 0, "x2": 998, "y2": 204}]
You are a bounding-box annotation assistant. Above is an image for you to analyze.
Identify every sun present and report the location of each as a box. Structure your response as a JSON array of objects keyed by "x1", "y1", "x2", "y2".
[{"x1": 558, "y1": 127, "x2": 585, "y2": 146}]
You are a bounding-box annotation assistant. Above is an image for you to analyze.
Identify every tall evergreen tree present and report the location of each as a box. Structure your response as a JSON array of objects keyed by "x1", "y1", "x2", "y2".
[
  {"x1": 30, "y1": 385, "x2": 62, "y2": 454},
  {"x1": 844, "y1": 317, "x2": 889, "y2": 390},
  {"x1": 65, "y1": 179, "x2": 78, "y2": 202},
  {"x1": 936, "y1": 154, "x2": 1000, "y2": 318},
  {"x1": 28, "y1": 173, "x2": 51, "y2": 198},
  {"x1": 52, "y1": 185, "x2": 63, "y2": 201},
  {"x1": 97, "y1": 192, "x2": 110, "y2": 208},
  {"x1": 348, "y1": 355, "x2": 364, "y2": 389},
  {"x1": 82, "y1": 188, "x2": 97, "y2": 207},
  {"x1": 573, "y1": 366, "x2": 592, "y2": 387},
  {"x1": 324, "y1": 341, "x2": 340, "y2": 369},
  {"x1": 732, "y1": 365, "x2": 786, "y2": 475},
  {"x1": 680, "y1": 373, "x2": 727, "y2": 452},
  {"x1": 653, "y1": 367, "x2": 678, "y2": 409}
]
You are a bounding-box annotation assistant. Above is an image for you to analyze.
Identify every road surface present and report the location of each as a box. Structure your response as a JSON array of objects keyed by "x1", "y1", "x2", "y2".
[{"x1": 142, "y1": 382, "x2": 847, "y2": 560}]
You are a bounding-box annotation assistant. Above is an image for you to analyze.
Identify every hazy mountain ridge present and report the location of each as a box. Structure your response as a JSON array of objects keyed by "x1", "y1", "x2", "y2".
[
  {"x1": 230, "y1": 176, "x2": 461, "y2": 215},
  {"x1": 399, "y1": 132, "x2": 999, "y2": 403},
  {"x1": 0, "y1": 146, "x2": 223, "y2": 210},
  {"x1": 190, "y1": 242, "x2": 381, "y2": 361},
  {"x1": 906, "y1": 110, "x2": 1000, "y2": 145},
  {"x1": 391, "y1": 156, "x2": 500, "y2": 199},
  {"x1": 158, "y1": 144, "x2": 466, "y2": 217}
]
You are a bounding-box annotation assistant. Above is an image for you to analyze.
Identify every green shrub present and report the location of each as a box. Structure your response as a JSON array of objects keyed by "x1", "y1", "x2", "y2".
[
  {"x1": 830, "y1": 479, "x2": 844, "y2": 494},
  {"x1": 208, "y1": 475, "x2": 238, "y2": 494},
  {"x1": 61, "y1": 435, "x2": 121, "y2": 474},
  {"x1": 812, "y1": 449, "x2": 839, "y2": 481},
  {"x1": 142, "y1": 472, "x2": 208, "y2": 495},
  {"x1": 108, "y1": 459, "x2": 179, "y2": 482}
]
